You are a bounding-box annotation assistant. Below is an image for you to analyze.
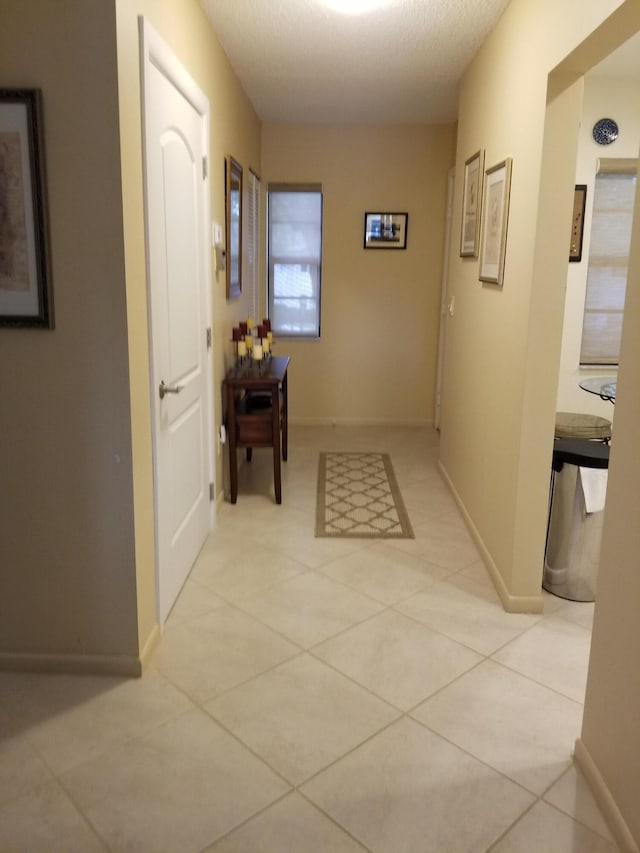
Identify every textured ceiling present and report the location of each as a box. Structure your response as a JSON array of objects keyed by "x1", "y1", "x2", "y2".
[{"x1": 200, "y1": 0, "x2": 513, "y2": 124}]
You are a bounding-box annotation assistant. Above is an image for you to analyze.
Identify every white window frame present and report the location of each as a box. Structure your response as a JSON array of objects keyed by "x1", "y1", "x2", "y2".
[{"x1": 267, "y1": 183, "x2": 323, "y2": 339}]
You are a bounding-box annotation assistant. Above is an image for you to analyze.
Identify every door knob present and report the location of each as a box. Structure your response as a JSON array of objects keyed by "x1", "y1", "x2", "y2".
[{"x1": 159, "y1": 380, "x2": 184, "y2": 400}]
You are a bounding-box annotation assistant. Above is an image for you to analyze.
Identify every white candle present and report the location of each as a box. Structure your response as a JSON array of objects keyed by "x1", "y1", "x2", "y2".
[
  {"x1": 237, "y1": 340, "x2": 247, "y2": 357},
  {"x1": 253, "y1": 344, "x2": 263, "y2": 361},
  {"x1": 267, "y1": 331, "x2": 273, "y2": 344},
  {"x1": 262, "y1": 337, "x2": 270, "y2": 353}
]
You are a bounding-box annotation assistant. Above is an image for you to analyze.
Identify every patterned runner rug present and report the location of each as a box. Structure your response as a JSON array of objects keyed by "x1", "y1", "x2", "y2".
[{"x1": 315, "y1": 452, "x2": 414, "y2": 539}]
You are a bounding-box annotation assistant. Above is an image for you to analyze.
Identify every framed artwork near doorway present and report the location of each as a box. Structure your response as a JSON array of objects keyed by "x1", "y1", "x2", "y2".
[
  {"x1": 0, "y1": 88, "x2": 53, "y2": 328},
  {"x1": 479, "y1": 157, "x2": 512, "y2": 285},
  {"x1": 460, "y1": 149, "x2": 484, "y2": 257},
  {"x1": 569, "y1": 184, "x2": 587, "y2": 262}
]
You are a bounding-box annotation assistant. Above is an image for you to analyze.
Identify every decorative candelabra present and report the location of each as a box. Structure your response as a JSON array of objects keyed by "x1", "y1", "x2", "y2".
[{"x1": 231, "y1": 318, "x2": 273, "y2": 371}]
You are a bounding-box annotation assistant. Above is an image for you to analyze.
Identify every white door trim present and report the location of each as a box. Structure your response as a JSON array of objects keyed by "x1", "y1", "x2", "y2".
[
  {"x1": 139, "y1": 17, "x2": 215, "y2": 622},
  {"x1": 434, "y1": 167, "x2": 455, "y2": 430}
]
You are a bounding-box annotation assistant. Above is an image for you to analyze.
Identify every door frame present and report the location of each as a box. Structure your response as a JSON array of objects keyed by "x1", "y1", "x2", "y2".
[
  {"x1": 139, "y1": 17, "x2": 215, "y2": 622},
  {"x1": 434, "y1": 167, "x2": 455, "y2": 430}
]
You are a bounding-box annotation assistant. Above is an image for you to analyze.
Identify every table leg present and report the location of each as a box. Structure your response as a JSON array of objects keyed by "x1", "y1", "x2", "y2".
[
  {"x1": 226, "y1": 383, "x2": 238, "y2": 504},
  {"x1": 281, "y1": 372, "x2": 288, "y2": 462},
  {"x1": 272, "y1": 384, "x2": 282, "y2": 504}
]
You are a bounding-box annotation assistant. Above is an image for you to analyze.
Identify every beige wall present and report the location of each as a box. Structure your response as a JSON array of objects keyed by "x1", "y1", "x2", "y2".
[
  {"x1": 440, "y1": 0, "x2": 637, "y2": 605},
  {"x1": 441, "y1": 0, "x2": 640, "y2": 845},
  {"x1": 262, "y1": 124, "x2": 456, "y2": 425},
  {"x1": 115, "y1": 0, "x2": 262, "y2": 656},
  {"x1": 580, "y1": 145, "x2": 640, "y2": 847},
  {"x1": 557, "y1": 75, "x2": 640, "y2": 420},
  {"x1": 0, "y1": 0, "x2": 139, "y2": 670},
  {"x1": 0, "y1": 0, "x2": 261, "y2": 672}
]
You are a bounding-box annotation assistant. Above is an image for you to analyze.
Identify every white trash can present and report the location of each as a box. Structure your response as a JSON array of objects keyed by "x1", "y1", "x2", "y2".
[{"x1": 543, "y1": 438, "x2": 609, "y2": 602}]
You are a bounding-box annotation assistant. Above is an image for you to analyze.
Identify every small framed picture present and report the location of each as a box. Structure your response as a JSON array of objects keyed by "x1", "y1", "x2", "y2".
[
  {"x1": 460, "y1": 149, "x2": 484, "y2": 257},
  {"x1": 569, "y1": 184, "x2": 587, "y2": 262},
  {"x1": 479, "y1": 158, "x2": 512, "y2": 286},
  {"x1": 363, "y1": 212, "x2": 408, "y2": 249},
  {"x1": 0, "y1": 88, "x2": 53, "y2": 327}
]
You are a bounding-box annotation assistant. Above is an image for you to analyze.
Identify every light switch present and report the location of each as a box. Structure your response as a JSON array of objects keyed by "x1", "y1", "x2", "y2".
[{"x1": 212, "y1": 222, "x2": 223, "y2": 247}]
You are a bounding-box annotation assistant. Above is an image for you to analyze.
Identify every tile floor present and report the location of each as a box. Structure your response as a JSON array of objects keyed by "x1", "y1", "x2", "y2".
[{"x1": 0, "y1": 426, "x2": 620, "y2": 852}]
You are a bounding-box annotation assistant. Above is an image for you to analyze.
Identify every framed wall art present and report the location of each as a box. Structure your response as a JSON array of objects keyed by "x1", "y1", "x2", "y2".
[
  {"x1": 479, "y1": 157, "x2": 512, "y2": 285},
  {"x1": 225, "y1": 155, "x2": 243, "y2": 298},
  {"x1": 569, "y1": 184, "x2": 587, "y2": 262},
  {"x1": 0, "y1": 88, "x2": 53, "y2": 328},
  {"x1": 460, "y1": 149, "x2": 484, "y2": 257},
  {"x1": 363, "y1": 212, "x2": 408, "y2": 249}
]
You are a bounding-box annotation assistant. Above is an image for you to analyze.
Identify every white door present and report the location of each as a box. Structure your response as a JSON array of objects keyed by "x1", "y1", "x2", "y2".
[{"x1": 140, "y1": 20, "x2": 214, "y2": 624}]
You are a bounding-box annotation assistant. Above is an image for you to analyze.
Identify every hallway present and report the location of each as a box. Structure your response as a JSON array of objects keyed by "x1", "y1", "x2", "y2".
[{"x1": 0, "y1": 427, "x2": 618, "y2": 851}]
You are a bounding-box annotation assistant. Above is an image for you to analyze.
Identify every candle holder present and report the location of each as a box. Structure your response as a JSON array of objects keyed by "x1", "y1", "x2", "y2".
[
  {"x1": 231, "y1": 327, "x2": 246, "y2": 367},
  {"x1": 244, "y1": 334, "x2": 254, "y2": 370},
  {"x1": 232, "y1": 319, "x2": 275, "y2": 369},
  {"x1": 252, "y1": 341, "x2": 264, "y2": 375}
]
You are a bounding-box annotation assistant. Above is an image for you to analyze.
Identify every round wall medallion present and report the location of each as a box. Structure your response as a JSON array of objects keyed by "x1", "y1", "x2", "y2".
[{"x1": 592, "y1": 118, "x2": 619, "y2": 145}]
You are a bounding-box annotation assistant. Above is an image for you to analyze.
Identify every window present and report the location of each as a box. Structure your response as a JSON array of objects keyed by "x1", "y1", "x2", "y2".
[
  {"x1": 267, "y1": 184, "x2": 322, "y2": 338},
  {"x1": 580, "y1": 160, "x2": 637, "y2": 365}
]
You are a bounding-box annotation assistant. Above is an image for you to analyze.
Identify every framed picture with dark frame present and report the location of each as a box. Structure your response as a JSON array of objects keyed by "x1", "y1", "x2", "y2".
[
  {"x1": 363, "y1": 212, "x2": 408, "y2": 249},
  {"x1": 569, "y1": 184, "x2": 587, "y2": 262},
  {"x1": 479, "y1": 157, "x2": 513, "y2": 286},
  {"x1": 0, "y1": 88, "x2": 53, "y2": 328},
  {"x1": 460, "y1": 149, "x2": 484, "y2": 257},
  {"x1": 225, "y1": 155, "x2": 243, "y2": 298}
]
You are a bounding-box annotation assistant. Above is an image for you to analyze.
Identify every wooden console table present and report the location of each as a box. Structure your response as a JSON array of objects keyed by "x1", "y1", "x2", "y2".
[{"x1": 223, "y1": 355, "x2": 289, "y2": 504}]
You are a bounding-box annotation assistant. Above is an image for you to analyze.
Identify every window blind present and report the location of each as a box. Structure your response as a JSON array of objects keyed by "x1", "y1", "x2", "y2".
[
  {"x1": 580, "y1": 163, "x2": 637, "y2": 365},
  {"x1": 267, "y1": 184, "x2": 322, "y2": 338}
]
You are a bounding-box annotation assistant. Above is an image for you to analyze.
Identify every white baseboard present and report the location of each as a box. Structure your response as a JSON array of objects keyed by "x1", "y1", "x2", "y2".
[
  {"x1": 438, "y1": 460, "x2": 544, "y2": 614},
  {"x1": 574, "y1": 738, "x2": 640, "y2": 853},
  {"x1": 288, "y1": 417, "x2": 433, "y2": 428},
  {"x1": 0, "y1": 651, "x2": 143, "y2": 678}
]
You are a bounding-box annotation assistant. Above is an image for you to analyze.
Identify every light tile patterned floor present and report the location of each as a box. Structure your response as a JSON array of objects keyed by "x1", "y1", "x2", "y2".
[{"x1": 0, "y1": 427, "x2": 620, "y2": 852}]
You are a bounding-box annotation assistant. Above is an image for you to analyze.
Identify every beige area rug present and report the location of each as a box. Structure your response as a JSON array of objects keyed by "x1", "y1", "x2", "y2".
[{"x1": 316, "y1": 452, "x2": 414, "y2": 539}]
